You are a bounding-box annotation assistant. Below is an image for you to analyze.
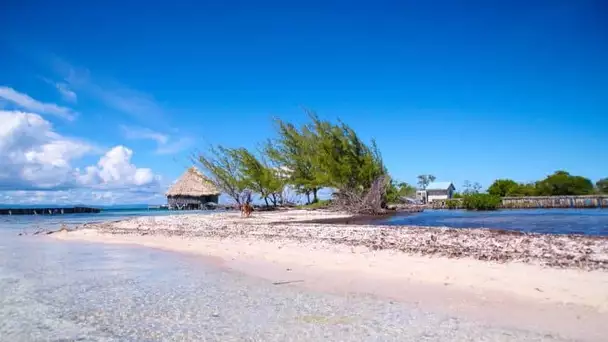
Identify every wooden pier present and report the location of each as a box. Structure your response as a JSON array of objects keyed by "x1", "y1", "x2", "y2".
[
  {"x1": 501, "y1": 196, "x2": 608, "y2": 209},
  {"x1": 0, "y1": 207, "x2": 101, "y2": 215},
  {"x1": 432, "y1": 195, "x2": 608, "y2": 209}
]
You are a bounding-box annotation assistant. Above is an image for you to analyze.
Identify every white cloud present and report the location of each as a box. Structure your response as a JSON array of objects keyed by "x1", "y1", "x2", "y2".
[
  {"x1": 79, "y1": 145, "x2": 160, "y2": 188},
  {"x1": 0, "y1": 110, "x2": 160, "y2": 196},
  {"x1": 120, "y1": 125, "x2": 168, "y2": 145},
  {"x1": 0, "y1": 110, "x2": 92, "y2": 190},
  {"x1": 121, "y1": 125, "x2": 194, "y2": 155},
  {"x1": 0, "y1": 86, "x2": 77, "y2": 120},
  {"x1": 0, "y1": 189, "x2": 165, "y2": 205},
  {"x1": 55, "y1": 82, "x2": 77, "y2": 103}
]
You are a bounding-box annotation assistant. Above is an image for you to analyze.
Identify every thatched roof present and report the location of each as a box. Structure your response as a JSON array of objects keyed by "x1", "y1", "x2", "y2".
[{"x1": 166, "y1": 167, "x2": 220, "y2": 197}]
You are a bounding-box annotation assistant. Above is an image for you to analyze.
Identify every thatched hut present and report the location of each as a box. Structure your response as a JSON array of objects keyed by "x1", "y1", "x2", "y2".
[{"x1": 166, "y1": 167, "x2": 220, "y2": 210}]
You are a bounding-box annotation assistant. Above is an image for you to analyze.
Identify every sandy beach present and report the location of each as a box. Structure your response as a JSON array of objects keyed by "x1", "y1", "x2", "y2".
[{"x1": 54, "y1": 210, "x2": 608, "y2": 341}]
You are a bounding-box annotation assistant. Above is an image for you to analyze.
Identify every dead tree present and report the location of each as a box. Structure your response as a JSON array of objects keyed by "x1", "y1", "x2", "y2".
[{"x1": 332, "y1": 175, "x2": 390, "y2": 215}]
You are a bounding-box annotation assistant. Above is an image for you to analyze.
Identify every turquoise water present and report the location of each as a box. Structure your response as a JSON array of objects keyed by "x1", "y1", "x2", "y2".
[
  {"x1": 379, "y1": 209, "x2": 608, "y2": 236},
  {"x1": 3, "y1": 208, "x2": 607, "y2": 236},
  {"x1": 0, "y1": 209, "x2": 212, "y2": 232}
]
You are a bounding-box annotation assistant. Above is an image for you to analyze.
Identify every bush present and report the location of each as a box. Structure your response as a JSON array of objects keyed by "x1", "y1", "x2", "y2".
[
  {"x1": 445, "y1": 199, "x2": 461, "y2": 209},
  {"x1": 296, "y1": 199, "x2": 332, "y2": 210},
  {"x1": 462, "y1": 194, "x2": 501, "y2": 211}
]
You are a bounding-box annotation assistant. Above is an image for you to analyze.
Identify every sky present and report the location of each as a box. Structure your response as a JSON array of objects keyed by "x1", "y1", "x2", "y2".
[{"x1": 0, "y1": 1, "x2": 606, "y2": 205}]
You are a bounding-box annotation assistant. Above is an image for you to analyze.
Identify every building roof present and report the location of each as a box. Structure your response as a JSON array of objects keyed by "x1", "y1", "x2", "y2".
[
  {"x1": 426, "y1": 181, "x2": 455, "y2": 190},
  {"x1": 165, "y1": 167, "x2": 220, "y2": 197}
]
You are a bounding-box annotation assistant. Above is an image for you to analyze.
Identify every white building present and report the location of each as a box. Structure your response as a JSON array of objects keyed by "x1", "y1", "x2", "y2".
[{"x1": 417, "y1": 182, "x2": 456, "y2": 203}]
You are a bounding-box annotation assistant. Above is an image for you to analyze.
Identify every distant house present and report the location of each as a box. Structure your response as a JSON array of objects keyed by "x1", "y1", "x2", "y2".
[
  {"x1": 417, "y1": 182, "x2": 456, "y2": 203},
  {"x1": 415, "y1": 190, "x2": 427, "y2": 203},
  {"x1": 166, "y1": 167, "x2": 220, "y2": 210}
]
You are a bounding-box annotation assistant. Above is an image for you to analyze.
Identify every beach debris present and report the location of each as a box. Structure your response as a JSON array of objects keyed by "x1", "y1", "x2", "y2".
[
  {"x1": 73, "y1": 210, "x2": 608, "y2": 271},
  {"x1": 272, "y1": 280, "x2": 304, "y2": 285},
  {"x1": 211, "y1": 312, "x2": 220, "y2": 318}
]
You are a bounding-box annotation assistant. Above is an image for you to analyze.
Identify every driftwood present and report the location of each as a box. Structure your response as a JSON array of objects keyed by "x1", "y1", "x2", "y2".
[{"x1": 332, "y1": 175, "x2": 390, "y2": 215}]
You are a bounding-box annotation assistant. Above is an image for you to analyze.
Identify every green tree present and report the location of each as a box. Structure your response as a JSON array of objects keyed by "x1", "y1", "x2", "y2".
[
  {"x1": 487, "y1": 179, "x2": 519, "y2": 197},
  {"x1": 509, "y1": 182, "x2": 538, "y2": 196},
  {"x1": 386, "y1": 181, "x2": 417, "y2": 203},
  {"x1": 265, "y1": 119, "x2": 322, "y2": 204},
  {"x1": 535, "y1": 171, "x2": 594, "y2": 196},
  {"x1": 417, "y1": 174, "x2": 436, "y2": 189},
  {"x1": 197, "y1": 145, "x2": 247, "y2": 205},
  {"x1": 234, "y1": 148, "x2": 285, "y2": 207},
  {"x1": 307, "y1": 113, "x2": 386, "y2": 193},
  {"x1": 597, "y1": 178, "x2": 608, "y2": 194}
]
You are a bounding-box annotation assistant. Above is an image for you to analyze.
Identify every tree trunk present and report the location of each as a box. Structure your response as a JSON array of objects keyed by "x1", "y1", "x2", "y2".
[
  {"x1": 312, "y1": 188, "x2": 319, "y2": 203},
  {"x1": 306, "y1": 191, "x2": 311, "y2": 205},
  {"x1": 271, "y1": 194, "x2": 278, "y2": 207},
  {"x1": 264, "y1": 197, "x2": 269, "y2": 207}
]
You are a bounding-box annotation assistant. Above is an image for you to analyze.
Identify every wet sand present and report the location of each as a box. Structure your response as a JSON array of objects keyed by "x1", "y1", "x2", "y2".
[{"x1": 2, "y1": 231, "x2": 576, "y2": 342}]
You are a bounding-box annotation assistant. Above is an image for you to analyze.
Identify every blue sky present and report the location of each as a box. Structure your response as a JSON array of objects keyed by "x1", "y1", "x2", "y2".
[{"x1": 1, "y1": 1, "x2": 606, "y2": 204}]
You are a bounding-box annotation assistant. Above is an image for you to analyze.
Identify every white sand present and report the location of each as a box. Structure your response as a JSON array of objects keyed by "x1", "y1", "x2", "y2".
[
  {"x1": 51, "y1": 210, "x2": 608, "y2": 340},
  {"x1": 55, "y1": 228, "x2": 608, "y2": 311}
]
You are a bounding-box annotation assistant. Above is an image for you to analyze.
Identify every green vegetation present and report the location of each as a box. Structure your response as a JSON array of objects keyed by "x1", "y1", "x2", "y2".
[
  {"x1": 385, "y1": 181, "x2": 417, "y2": 204},
  {"x1": 197, "y1": 112, "x2": 391, "y2": 212},
  {"x1": 264, "y1": 118, "x2": 322, "y2": 204},
  {"x1": 297, "y1": 199, "x2": 332, "y2": 210},
  {"x1": 233, "y1": 148, "x2": 285, "y2": 206},
  {"x1": 197, "y1": 146, "x2": 248, "y2": 205},
  {"x1": 535, "y1": 171, "x2": 594, "y2": 196},
  {"x1": 445, "y1": 199, "x2": 461, "y2": 209},
  {"x1": 462, "y1": 193, "x2": 501, "y2": 211},
  {"x1": 487, "y1": 179, "x2": 519, "y2": 197},
  {"x1": 597, "y1": 178, "x2": 608, "y2": 194},
  {"x1": 487, "y1": 171, "x2": 598, "y2": 197}
]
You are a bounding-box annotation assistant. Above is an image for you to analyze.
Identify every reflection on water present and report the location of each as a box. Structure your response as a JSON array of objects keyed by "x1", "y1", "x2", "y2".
[{"x1": 380, "y1": 209, "x2": 608, "y2": 236}]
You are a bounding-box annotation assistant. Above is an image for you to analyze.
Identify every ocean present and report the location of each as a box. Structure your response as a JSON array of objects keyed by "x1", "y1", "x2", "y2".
[
  {"x1": 380, "y1": 209, "x2": 608, "y2": 236},
  {"x1": 0, "y1": 209, "x2": 209, "y2": 233},
  {"x1": 2, "y1": 208, "x2": 608, "y2": 236}
]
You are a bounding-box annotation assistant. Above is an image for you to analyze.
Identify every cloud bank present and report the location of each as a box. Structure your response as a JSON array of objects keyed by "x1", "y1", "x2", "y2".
[{"x1": 0, "y1": 109, "x2": 161, "y2": 204}]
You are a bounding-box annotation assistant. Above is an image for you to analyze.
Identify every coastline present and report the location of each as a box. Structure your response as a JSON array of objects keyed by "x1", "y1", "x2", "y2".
[{"x1": 51, "y1": 209, "x2": 608, "y2": 340}]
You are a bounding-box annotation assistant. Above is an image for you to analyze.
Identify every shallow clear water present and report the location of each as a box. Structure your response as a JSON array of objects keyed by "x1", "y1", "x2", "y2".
[
  {"x1": 0, "y1": 209, "x2": 580, "y2": 340},
  {"x1": 0, "y1": 229, "x2": 564, "y2": 340},
  {"x1": 380, "y1": 209, "x2": 608, "y2": 236}
]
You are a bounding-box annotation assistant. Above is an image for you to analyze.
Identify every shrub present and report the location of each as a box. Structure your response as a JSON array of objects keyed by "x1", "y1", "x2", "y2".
[
  {"x1": 462, "y1": 194, "x2": 501, "y2": 211},
  {"x1": 445, "y1": 199, "x2": 461, "y2": 209},
  {"x1": 297, "y1": 199, "x2": 332, "y2": 210}
]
